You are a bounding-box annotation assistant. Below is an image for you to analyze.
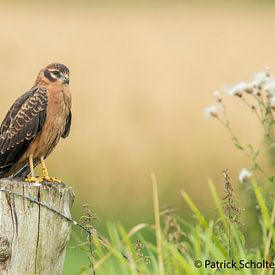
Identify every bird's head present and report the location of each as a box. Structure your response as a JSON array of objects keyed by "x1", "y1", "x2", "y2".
[{"x1": 36, "y1": 63, "x2": 70, "y2": 86}]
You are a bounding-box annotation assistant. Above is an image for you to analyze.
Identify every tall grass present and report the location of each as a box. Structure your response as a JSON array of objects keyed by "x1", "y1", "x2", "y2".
[{"x1": 72, "y1": 172, "x2": 275, "y2": 274}]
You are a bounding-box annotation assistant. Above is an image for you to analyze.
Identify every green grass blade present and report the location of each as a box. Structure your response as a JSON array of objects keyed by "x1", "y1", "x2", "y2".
[{"x1": 181, "y1": 190, "x2": 208, "y2": 229}]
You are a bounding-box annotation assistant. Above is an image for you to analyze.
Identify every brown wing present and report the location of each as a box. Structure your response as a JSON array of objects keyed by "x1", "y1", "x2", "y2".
[
  {"x1": 0, "y1": 90, "x2": 35, "y2": 134},
  {"x1": 61, "y1": 111, "x2": 72, "y2": 138},
  {"x1": 0, "y1": 87, "x2": 47, "y2": 176}
]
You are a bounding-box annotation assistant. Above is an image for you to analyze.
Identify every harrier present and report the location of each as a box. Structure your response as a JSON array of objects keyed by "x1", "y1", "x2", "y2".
[{"x1": 0, "y1": 63, "x2": 71, "y2": 182}]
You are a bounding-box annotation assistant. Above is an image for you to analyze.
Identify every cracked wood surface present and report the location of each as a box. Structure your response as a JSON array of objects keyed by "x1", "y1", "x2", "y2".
[{"x1": 0, "y1": 179, "x2": 74, "y2": 275}]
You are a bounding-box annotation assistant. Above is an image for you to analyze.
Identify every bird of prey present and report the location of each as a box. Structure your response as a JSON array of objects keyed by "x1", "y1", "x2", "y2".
[{"x1": 0, "y1": 63, "x2": 71, "y2": 182}]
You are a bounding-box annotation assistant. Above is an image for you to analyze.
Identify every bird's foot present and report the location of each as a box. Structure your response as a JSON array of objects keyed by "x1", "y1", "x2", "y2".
[
  {"x1": 25, "y1": 176, "x2": 43, "y2": 183},
  {"x1": 42, "y1": 176, "x2": 62, "y2": 183}
]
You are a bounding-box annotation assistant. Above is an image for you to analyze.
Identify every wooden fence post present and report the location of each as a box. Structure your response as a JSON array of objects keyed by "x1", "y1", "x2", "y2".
[{"x1": 0, "y1": 179, "x2": 75, "y2": 275}]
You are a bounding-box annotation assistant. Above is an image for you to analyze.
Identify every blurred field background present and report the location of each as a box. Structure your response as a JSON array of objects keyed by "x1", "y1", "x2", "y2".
[{"x1": 1, "y1": 0, "x2": 275, "y2": 273}]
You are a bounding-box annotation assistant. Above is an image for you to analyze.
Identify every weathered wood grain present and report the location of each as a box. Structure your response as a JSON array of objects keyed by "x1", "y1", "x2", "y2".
[{"x1": 0, "y1": 179, "x2": 74, "y2": 275}]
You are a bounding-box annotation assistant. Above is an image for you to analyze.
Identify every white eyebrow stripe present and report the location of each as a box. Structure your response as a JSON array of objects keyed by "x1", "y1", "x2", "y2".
[{"x1": 49, "y1": 72, "x2": 59, "y2": 79}]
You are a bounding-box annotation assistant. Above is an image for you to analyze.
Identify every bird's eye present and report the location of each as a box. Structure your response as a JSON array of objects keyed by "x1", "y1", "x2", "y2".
[{"x1": 51, "y1": 70, "x2": 60, "y2": 77}]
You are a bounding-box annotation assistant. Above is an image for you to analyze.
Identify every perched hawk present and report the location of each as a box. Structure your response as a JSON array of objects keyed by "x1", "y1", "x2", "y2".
[{"x1": 0, "y1": 63, "x2": 71, "y2": 182}]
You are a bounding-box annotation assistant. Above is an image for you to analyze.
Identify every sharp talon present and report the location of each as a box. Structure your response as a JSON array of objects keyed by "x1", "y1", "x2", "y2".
[
  {"x1": 42, "y1": 176, "x2": 62, "y2": 183},
  {"x1": 36, "y1": 177, "x2": 44, "y2": 182},
  {"x1": 53, "y1": 177, "x2": 62, "y2": 183},
  {"x1": 25, "y1": 176, "x2": 43, "y2": 183}
]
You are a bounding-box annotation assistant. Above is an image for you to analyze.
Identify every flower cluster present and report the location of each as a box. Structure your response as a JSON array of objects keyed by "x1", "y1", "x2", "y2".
[
  {"x1": 225, "y1": 69, "x2": 271, "y2": 97},
  {"x1": 204, "y1": 67, "x2": 275, "y2": 119},
  {"x1": 205, "y1": 68, "x2": 275, "y2": 184}
]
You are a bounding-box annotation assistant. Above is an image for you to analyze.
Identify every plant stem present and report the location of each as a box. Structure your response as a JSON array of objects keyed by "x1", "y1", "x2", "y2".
[{"x1": 151, "y1": 173, "x2": 164, "y2": 275}]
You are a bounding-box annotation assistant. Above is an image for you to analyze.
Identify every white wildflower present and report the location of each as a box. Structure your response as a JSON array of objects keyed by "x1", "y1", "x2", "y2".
[
  {"x1": 264, "y1": 78, "x2": 275, "y2": 96},
  {"x1": 213, "y1": 90, "x2": 222, "y2": 102},
  {"x1": 225, "y1": 82, "x2": 251, "y2": 97},
  {"x1": 252, "y1": 70, "x2": 270, "y2": 87},
  {"x1": 239, "y1": 168, "x2": 252, "y2": 183},
  {"x1": 203, "y1": 105, "x2": 220, "y2": 119}
]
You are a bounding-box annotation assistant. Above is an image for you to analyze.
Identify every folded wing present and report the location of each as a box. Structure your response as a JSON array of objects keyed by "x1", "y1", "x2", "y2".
[{"x1": 0, "y1": 87, "x2": 48, "y2": 176}]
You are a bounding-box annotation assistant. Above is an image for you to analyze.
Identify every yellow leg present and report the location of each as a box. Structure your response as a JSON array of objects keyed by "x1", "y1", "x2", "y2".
[
  {"x1": 25, "y1": 155, "x2": 42, "y2": 183},
  {"x1": 40, "y1": 156, "x2": 61, "y2": 183},
  {"x1": 40, "y1": 156, "x2": 49, "y2": 178},
  {"x1": 29, "y1": 154, "x2": 35, "y2": 177}
]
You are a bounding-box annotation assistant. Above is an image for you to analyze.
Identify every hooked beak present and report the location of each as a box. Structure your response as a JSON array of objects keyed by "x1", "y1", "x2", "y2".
[
  {"x1": 63, "y1": 77, "x2": 70, "y2": 84},
  {"x1": 61, "y1": 74, "x2": 70, "y2": 84}
]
